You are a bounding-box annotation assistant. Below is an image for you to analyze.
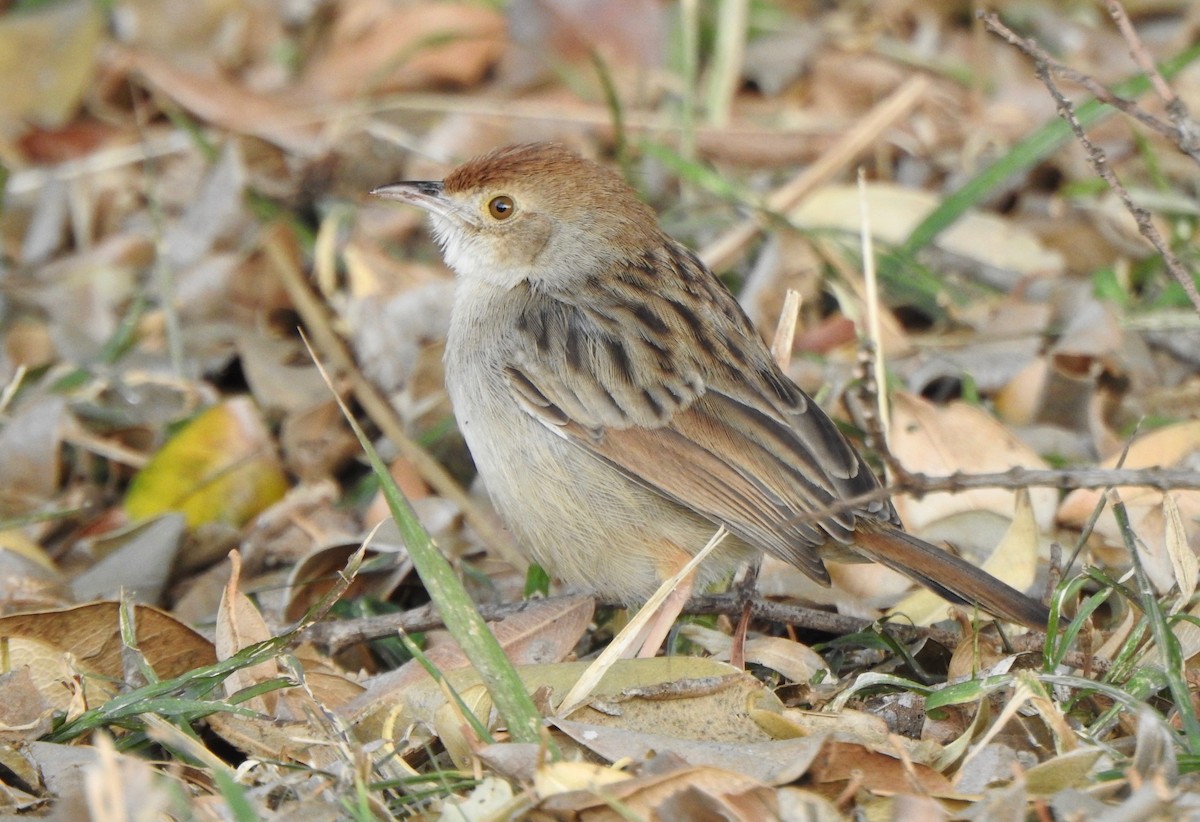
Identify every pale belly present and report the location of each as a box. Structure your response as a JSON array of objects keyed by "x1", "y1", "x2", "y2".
[{"x1": 446, "y1": 362, "x2": 758, "y2": 603}]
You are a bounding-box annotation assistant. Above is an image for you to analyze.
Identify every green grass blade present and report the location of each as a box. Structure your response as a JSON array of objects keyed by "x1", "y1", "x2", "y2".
[{"x1": 304, "y1": 335, "x2": 548, "y2": 747}]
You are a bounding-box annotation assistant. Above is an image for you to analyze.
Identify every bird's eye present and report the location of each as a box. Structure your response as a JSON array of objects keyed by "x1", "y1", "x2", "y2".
[{"x1": 487, "y1": 195, "x2": 515, "y2": 220}]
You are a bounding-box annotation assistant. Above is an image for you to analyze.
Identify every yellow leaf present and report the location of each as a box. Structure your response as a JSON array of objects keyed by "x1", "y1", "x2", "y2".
[{"x1": 125, "y1": 398, "x2": 288, "y2": 528}]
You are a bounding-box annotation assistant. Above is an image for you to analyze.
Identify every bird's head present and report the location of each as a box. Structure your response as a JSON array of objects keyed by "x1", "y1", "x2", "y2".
[{"x1": 373, "y1": 143, "x2": 662, "y2": 290}]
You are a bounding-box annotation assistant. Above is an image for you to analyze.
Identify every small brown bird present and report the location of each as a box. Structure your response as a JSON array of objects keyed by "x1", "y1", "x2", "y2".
[{"x1": 374, "y1": 143, "x2": 1049, "y2": 653}]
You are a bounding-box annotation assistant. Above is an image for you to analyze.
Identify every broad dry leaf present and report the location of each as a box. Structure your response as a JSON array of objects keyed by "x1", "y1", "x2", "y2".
[
  {"x1": 344, "y1": 595, "x2": 595, "y2": 737},
  {"x1": 30, "y1": 234, "x2": 151, "y2": 359},
  {"x1": 1059, "y1": 420, "x2": 1200, "y2": 594},
  {"x1": 0, "y1": 544, "x2": 71, "y2": 614},
  {"x1": 160, "y1": 141, "x2": 247, "y2": 271},
  {"x1": 791, "y1": 184, "x2": 1064, "y2": 281},
  {"x1": 237, "y1": 333, "x2": 333, "y2": 417},
  {"x1": 215, "y1": 552, "x2": 278, "y2": 713},
  {"x1": 1023, "y1": 747, "x2": 1106, "y2": 795},
  {"x1": 284, "y1": 538, "x2": 412, "y2": 622},
  {"x1": 0, "y1": 395, "x2": 66, "y2": 517},
  {"x1": 355, "y1": 656, "x2": 781, "y2": 760},
  {"x1": 0, "y1": 3, "x2": 102, "y2": 137},
  {"x1": 889, "y1": 392, "x2": 1057, "y2": 534},
  {"x1": 0, "y1": 603, "x2": 215, "y2": 708},
  {"x1": 0, "y1": 668, "x2": 55, "y2": 743},
  {"x1": 437, "y1": 777, "x2": 518, "y2": 820},
  {"x1": 69, "y1": 514, "x2": 185, "y2": 605},
  {"x1": 124, "y1": 48, "x2": 326, "y2": 156},
  {"x1": 809, "y1": 739, "x2": 955, "y2": 797},
  {"x1": 677, "y1": 624, "x2": 829, "y2": 683},
  {"x1": 552, "y1": 718, "x2": 827, "y2": 786},
  {"x1": 124, "y1": 397, "x2": 289, "y2": 529},
  {"x1": 536, "y1": 763, "x2": 777, "y2": 821},
  {"x1": 301, "y1": 2, "x2": 506, "y2": 100},
  {"x1": 0, "y1": 740, "x2": 45, "y2": 808},
  {"x1": 824, "y1": 393, "x2": 1051, "y2": 609}
]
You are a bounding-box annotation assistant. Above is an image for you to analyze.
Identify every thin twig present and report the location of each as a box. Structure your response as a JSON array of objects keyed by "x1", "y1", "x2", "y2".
[
  {"x1": 778, "y1": 466, "x2": 1200, "y2": 531},
  {"x1": 1104, "y1": 0, "x2": 1200, "y2": 163},
  {"x1": 306, "y1": 590, "x2": 1108, "y2": 672},
  {"x1": 1033, "y1": 59, "x2": 1200, "y2": 314},
  {"x1": 980, "y1": 10, "x2": 1200, "y2": 316},
  {"x1": 1106, "y1": 1, "x2": 1176, "y2": 108},
  {"x1": 979, "y1": 12, "x2": 1189, "y2": 151}
]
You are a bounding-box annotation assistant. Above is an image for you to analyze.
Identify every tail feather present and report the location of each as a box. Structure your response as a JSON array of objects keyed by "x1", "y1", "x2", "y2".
[{"x1": 854, "y1": 526, "x2": 1049, "y2": 630}]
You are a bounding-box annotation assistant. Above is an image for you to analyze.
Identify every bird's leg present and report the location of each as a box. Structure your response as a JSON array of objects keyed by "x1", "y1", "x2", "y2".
[{"x1": 729, "y1": 560, "x2": 760, "y2": 669}]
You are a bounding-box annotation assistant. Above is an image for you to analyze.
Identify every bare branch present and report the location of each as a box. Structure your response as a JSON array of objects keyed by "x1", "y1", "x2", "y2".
[
  {"x1": 780, "y1": 466, "x2": 1200, "y2": 530},
  {"x1": 307, "y1": 590, "x2": 1107, "y2": 672},
  {"x1": 980, "y1": 10, "x2": 1200, "y2": 316},
  {"x1": 978, "y1": 11, "x2": 1192, "y2": 152},
  {"x1": 1104, "y1": 0, "x2": 1200, "y2": 163}
]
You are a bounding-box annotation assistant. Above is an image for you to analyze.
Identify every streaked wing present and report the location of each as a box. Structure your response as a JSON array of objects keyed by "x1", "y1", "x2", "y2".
[{"x1": 503, "y1": 243, "x2": 899, "y2": 584}]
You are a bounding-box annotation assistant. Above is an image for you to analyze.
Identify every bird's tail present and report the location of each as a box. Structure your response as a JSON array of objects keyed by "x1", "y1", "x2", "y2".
[{"x1": 853, "y1": 526, "x2": 1050, "y2": 630}]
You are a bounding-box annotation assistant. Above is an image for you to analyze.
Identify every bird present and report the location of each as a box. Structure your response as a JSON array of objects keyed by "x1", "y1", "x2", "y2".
[{"x1": 373, "y1": 142, "x2": 1050, "y2": 655}]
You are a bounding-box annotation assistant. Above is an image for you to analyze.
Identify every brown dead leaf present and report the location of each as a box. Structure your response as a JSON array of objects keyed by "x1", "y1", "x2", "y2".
[
  {"x1": 810, "y1": 739, "x2": 954, "y2": 797},
  {"x1": 283, "y1": 537, "x2": 412, "y2": 622},
  {"x1": 889, "y1": 489, "x2": 1041, "y2": 626},
  {"x1": 824, "y1": 394, "x2": 1052, "y2": 610},
  {"x1": 301, "y1": 1, "x2": 506, "y2": 101},
  {"x1": 236, "y1": 481, "x2": 359, "y2": 574},
  {"x1": 344, "y1": 595, "x2": 595, "y2": 737},
  {"x1": 69, "y1": 514, "x2": 186, "y2": 605},
  {"x1": 0, "y1": 395, "x2": 65, "y2": 517},
  {"x1": 502, "y1": 0, "x2": 665, "y2": 92},
  {"x1": 889, "y1": 392, "x2": 1057, "y2": 534},
  {"x1": 0, "y1": 668, "x2": 55, "y2": 743},
  {"x1": 0, "y1": 3, "x2": 102, "y2": 138},
  {"x1": 279, "y1": 401, "x2": 360, "y2": 484},
  {"x1": 0, "y1": 540, "x2": 71, "y2": 616},
  {"x1": 123, "y1": 48, "x2": 326, "y2": 156},
  {"x1": 1059, "y1": 420, "x2": 1200, "y2": 594},
  {"x1": 0, "y1": 603, "x2": 215, "y2": 708},
  {"x1": 3, "y1": 316, "x2": 56, "y2": 371},
  {"x1": 791, "y1": 184, "x2": 1064, "y2": 285},
  {"x1": 535, "y1": 762, "x2": 777, "y2": 821},
  {"x1": 112, "y1": 0, "x2": 276, "y2": 68},
  {"x1": 215, "y1": 552, "x2": 278, "y2": 713},
  {"x1": 238, "y1": 334, "x2": 333, "y2": 418},
  {"x1": 552, "y1": 718, "x2": 827, "y2": 786},
  {"x1": 677, "y1": 624, "x2": 829, "y2": 684}
]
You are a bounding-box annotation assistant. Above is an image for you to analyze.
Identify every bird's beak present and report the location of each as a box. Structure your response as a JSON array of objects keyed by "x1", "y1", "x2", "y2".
[{"x1": 370, "y1": 181, "x2": 453, "y2": 220}]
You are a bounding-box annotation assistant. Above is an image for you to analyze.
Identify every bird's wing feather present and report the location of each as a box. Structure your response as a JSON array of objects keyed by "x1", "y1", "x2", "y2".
[{"x1": 503, "y1": 244, "x2": 898, "y2": 582}]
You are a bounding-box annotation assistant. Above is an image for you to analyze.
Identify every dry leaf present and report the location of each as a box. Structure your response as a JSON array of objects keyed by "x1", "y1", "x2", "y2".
[
  {"x1": 215, "y1": 552, "x2": 278, "y2": 713},
  {"x1": 889, "y1": 488, "x2": 1041, "y2": 626},
  {"x1": 791, "y1": 184, "x2": 1064, "y2": 283},
  {"x1": 70, "y1": 514, "x2": 186, "y2": 605},
  {"x1": 0, "y1": 603, "x2": 216, "y2": 708},
  {"x1": 536, "y1": 763, "x2": 777, "y2": 821},
  {"x1": 552, "y1": 718, "x2": 827, "y2": 786},
  {"x1": 1059, "y1": 420, "x2": 1200, "y2": 593},
  {"x1": 0, "y1": 395, "x2": 66, "y2": 517},
  {"x1": 301, "y1": 2, "x2": 506, "y2": 100},
  {"x1": 0, "y1": 3, "x2": 102, "y2": 137},
  {"x1": 124, "y1": 397, "x2": 289, "y2": 529},
  {"x1": 345, "y1": 595, "x2": 596, "y2": 738}
]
